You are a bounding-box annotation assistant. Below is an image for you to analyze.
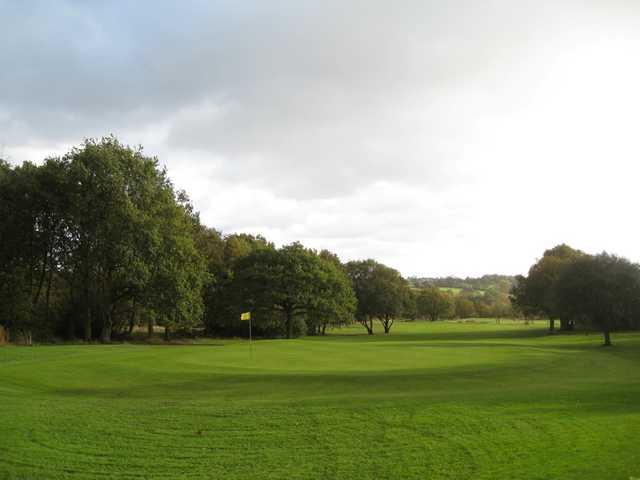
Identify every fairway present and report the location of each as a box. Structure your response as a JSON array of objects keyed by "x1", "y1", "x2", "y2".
[{"x1": 1, "y1": 320, "x2": 639, "y2": 480}]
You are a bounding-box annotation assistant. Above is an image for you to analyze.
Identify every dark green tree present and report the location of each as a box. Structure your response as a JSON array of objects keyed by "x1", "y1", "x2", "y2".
[
  {"x1": 233, "y1": 243, "x2": 355, "y2": 338},
  {"x1": 306, "y1": 252, "x2": 356, "y2": 335},
  {"x1": 554, "y1": 253, "x2": 640, "y2": 346},
  {"x1": 0, "y1": 137, "x2": 208, "y2": 343},
  {"x1": 202, "y1": 233, "x2": 272, "y2": 336},
  {"x1": 345, "y1": 259, "x2": 409, "y2": 334},
  {"x1": 511, "y1": 244, "x2": 583, "y2": 332}
]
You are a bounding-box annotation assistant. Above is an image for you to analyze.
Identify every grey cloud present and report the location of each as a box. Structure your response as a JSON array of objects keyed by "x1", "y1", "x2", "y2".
[
  {"x1": 1, "y1": 0, "x2": 577, "y2": 196},
  {"x1": 5, "y1": 0, "x2": 640, "y2": 276}
]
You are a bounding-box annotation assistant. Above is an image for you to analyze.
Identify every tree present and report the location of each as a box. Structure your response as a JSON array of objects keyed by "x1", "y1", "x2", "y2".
[
  {"x1": 454, "y1": 296, "x2": 475, "y2": 319},
  {"x1": 402, "y1": 288, "x2": 418, "y2": 321},
  {"x1": 510, "y1": 275, "x2": 537, "y2": 319},
  {"x1": 345, "y1": 259, "x2": 409, "y2": 334},
  {"x1": 554, "y1": 253, "x2": 640, "y2": 346},
  {"x1": 233, "y1": 243, "x2": 355, "y2": 338},
  {"x1": 345, "y1": 260, "x2": 377, "y2": 334},
  {"x1": 416, "y1": 287, "x2": 452, "y2": 321},
  {"x1": 305, "y1": 252, "x2": 356, "y2": 335},
  {"x1": 0, "y1": 137, "x2": 208, "y2": 343},
  {"x1": 0, "y1": 160, "x2": 71, "y2": 343},
  {"x1": 202, "y1": 234, "x2": 273, "y2": 336},
  {"x1": 61, "y1": 137, "x2": 208, "y2": 341},
  {"x1": 143, "y1": 190, "x2": 208, "y2": 340},
  {"x1": 511, "y1": 244, "x2": 583, "y2": 332}
]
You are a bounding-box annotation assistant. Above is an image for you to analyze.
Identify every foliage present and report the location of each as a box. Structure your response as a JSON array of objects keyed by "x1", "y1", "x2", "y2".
[
  {"x1": 0, "y1": 137, "x2": 207, "y2": 342},
  {"x1": 232, "y1": 243, "x2": 355, "y2": 338},
  {"x1": 408, "y1": 274, "x2": 515, "y2": 295},
  {"x1": 200, "y1": 233, "x2": 272, "y2": 336},
  {"x1": 416, "y1": 287, "x2": 453, "y2": 321},
  {"x1": 509, "y1": 244, "x2": 584, "y2": 331},
  {"x1": 554, "y1": 252, "x2": 640, "y2": 345},
  {"x1": 345, "y1": 259, "x2": 411, "y2": 334},
  {"x1": 454, "y1": 296, "x2": 476, "y2": 318},
  {"x1": 409, "y1": 275, "x2": 514, "y2": 319}
]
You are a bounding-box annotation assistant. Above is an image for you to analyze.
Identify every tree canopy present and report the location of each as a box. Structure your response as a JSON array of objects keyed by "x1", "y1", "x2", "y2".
[
  {"x1": 510, "y1": 244, "x2": 584, "y2": 332},
  {"x1": 0, "y1": 137, "x2": 207, "y2": 342},
  {"x1": 416, "y1": 287, "x2": 452, "y2": 321},
  {"x1": 232, "y1": 243, "x2": 355, "y2": 338},
  {"x1": 554, "y1": 253, "x2": 640, "y2": 345},
  {"x1": 345, "y1": 259, "x2": 410, "y2": 334}
]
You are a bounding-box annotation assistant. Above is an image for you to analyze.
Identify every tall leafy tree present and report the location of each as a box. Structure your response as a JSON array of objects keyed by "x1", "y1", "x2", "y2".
[
  {"x1": 0, "y1": 137, "x2": 208, "y2": 342},
  {"x1": 202, "y1": 233, "x2": 272, "y2": 336},
  {"x1": 554, "y1": 253, "x2": 640, "y2": 345},
  {"x1": 0, "y1": 160, "x2": 71, "y2": 342},
  {"x1": 234, "y1": 243, "x2": 354, "y2": 338},
  {"x1": 345, "y1": 259, "x2": 409, "y2": 334},
  {"x1": 306, "y1": 251, "x2": 356, "y2": 335},
  {"x1": 511, "y1": 244, "x2": 583, "y2": 332}
]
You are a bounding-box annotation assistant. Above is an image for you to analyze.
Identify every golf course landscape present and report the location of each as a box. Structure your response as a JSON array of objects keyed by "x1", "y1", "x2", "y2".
[{"x1": 2, "y1": 320, "x2": 639, "y2": 480}]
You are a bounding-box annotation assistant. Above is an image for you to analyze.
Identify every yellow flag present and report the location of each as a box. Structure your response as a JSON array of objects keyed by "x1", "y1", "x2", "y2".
[{"x1": 240, "y1": 312, "x2": 251, "y2": 321}]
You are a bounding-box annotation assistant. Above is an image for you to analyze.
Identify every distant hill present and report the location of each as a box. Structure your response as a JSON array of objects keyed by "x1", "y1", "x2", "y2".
[{"x1": 407, "y1": 274, "x2": 515, "y2": 296}]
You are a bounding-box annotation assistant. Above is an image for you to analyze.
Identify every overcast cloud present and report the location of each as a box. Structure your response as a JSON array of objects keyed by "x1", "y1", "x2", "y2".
[{"x1": 2, "y1": 0, "x2": 640, "y2": 276}]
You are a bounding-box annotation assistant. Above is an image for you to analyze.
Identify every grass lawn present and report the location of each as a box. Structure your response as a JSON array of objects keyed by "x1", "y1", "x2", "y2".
[{"x1": 1, "y1": 320, "x2": 639, "y2": 479}]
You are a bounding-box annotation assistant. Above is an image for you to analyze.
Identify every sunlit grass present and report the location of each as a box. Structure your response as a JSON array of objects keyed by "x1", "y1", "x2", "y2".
[{"x1": 1, "y1": 319, "x2": 639, "y2": 479}]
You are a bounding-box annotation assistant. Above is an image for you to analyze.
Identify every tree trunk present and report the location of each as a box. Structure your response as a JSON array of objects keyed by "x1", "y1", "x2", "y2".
[
  {"x1": 84, "y1": 280, "x2": 92, "y2": 341},
  {"x1": 127, "y1": 299, "x2": 136, "y2": 336},
  {"x1": 100, "y1": 324, "x2": 111, "y2": 343},
  {"x1": 147, "y1": 317, "x2": 154, "y2": 337},
  {"x1": 321, "y1": 324, "x2": 326, "y2": 336},
  {"x1": 84, "y1": 305, "x2": 92, "y2": 342},
  {"x1": 20, "y1": 329, "x2": 33, "y2": 346},
  {"x1": 101, "y1": 309, "x2": 112, "y2": 343},
  {"x1": 285, "y1": 309, "x2": 293, "y2": 339},
  {"x1": 549, "y1": 318, "x2": 555, "y2": 333},
  {"x1": 560, "y1": 318, "x2": 574, "y2": 331},
  {"x1": 603, "y1": 328, "x2": 611, "y2": 346},
  {"x1": 45, "y1": 267, "x2": 53, "y2": 325},
  {"x1": 383, "y1": 316, "x2": 393, "y2": 334}
]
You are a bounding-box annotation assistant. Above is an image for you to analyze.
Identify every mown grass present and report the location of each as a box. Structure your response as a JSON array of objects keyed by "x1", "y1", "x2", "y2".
[{"x1": 1, "y1": 320, "x2": 639, "y2": 479}]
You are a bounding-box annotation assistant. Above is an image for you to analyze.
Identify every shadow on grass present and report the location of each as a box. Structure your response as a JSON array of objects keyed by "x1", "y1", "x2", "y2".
[
  {"x1": 49, "y1": 359, "x2": 640, "y2": 418},
  {"x1": 323, "y1": 328, "x2": 550, "y2": 343}
]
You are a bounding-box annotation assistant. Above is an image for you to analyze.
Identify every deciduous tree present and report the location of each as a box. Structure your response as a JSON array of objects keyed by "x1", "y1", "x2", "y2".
[{"x1": 554, "y1": 253, "x2": 640, "y2": 346}]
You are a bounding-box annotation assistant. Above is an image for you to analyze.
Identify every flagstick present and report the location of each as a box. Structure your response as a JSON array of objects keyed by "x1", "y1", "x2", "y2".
[{"x1": 249, "y1": 316, "x2": 253, "y2": 360}]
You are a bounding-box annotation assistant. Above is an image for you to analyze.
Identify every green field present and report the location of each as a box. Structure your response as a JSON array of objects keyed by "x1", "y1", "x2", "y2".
[{"x1": 1, "y1": 320, "x2": 639, "y2": 479}]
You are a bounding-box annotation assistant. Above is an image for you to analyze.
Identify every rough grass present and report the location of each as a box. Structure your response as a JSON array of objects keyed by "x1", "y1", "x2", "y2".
[{"x1": 1, "y1": 320, "x2": 639, "y2": 479}]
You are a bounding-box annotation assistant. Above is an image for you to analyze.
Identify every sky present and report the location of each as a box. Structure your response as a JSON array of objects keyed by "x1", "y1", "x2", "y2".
[{"x1": 2, "y1": 0, "x2": 640, "y2": 277}]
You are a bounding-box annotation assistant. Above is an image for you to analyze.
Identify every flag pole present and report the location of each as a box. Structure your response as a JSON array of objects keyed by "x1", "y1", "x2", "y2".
[
  {"x1": 241, "y1": 311, "x2": 253, "y2": 360},
  {"x1": 249, "y1": 314, "x2": 253, "y2": 360}
]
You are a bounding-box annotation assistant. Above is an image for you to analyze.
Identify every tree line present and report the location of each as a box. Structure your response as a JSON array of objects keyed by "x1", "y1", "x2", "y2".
[
  {"x1": 3, "y1": 138, "x2": 640, "y2": 345},
  {"x1": 0, "y1": 137, "x2": 421, "y2": 342},
  {"x1": 510, "y1": 244, "x2": 640, "y2": 345},
  {"x1": 408, "y1": 275, "x2": 516, "y2": 320}
]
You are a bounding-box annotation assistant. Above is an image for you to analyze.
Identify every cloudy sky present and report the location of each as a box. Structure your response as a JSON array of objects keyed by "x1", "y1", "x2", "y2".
[{"x1": 2, "y1": 1, "x2": 640, "y2": 277}]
